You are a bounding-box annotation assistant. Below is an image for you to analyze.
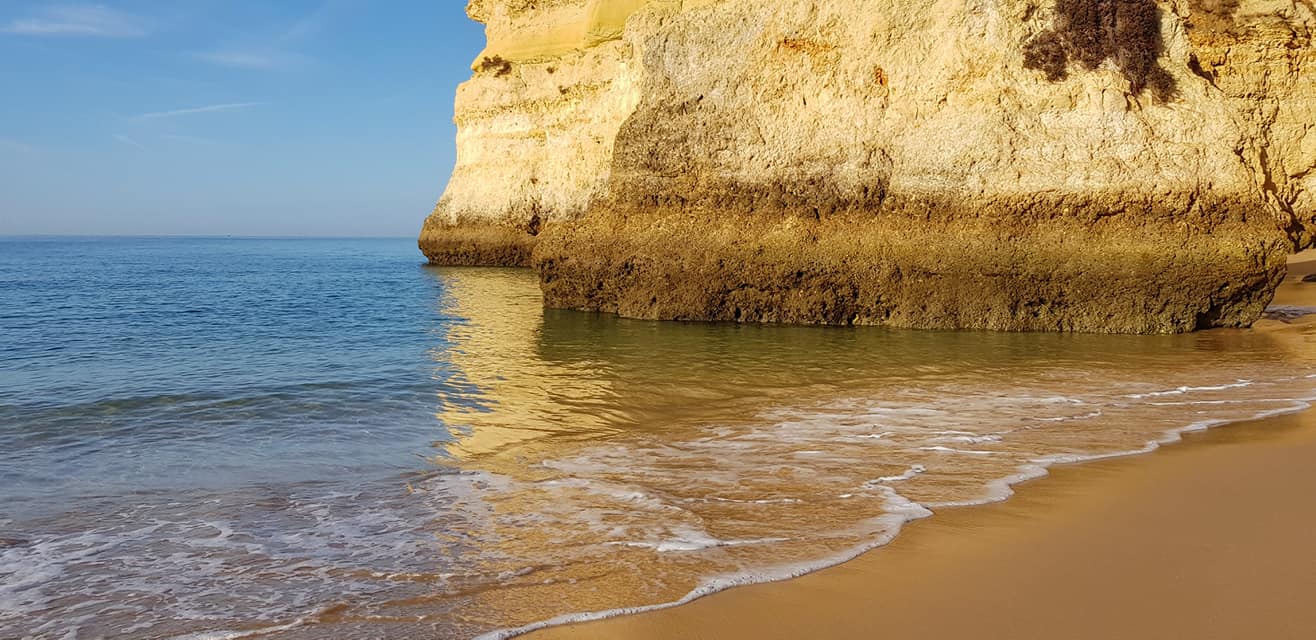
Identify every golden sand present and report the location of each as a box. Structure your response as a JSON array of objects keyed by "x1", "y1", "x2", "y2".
[{"x1": 530, "y1": 252, "x2": 1316, "y2": 640}]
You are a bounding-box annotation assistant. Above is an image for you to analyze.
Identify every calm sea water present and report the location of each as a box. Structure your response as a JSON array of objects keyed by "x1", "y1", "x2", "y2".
[{"x1": 2, "y1": 237, "x2": 1315, "y2": 639}]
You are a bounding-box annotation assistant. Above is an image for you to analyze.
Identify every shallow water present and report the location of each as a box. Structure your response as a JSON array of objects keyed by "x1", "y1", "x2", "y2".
[{"x1": 2, "y1": 237, "x2": 1314, "y2": 639}]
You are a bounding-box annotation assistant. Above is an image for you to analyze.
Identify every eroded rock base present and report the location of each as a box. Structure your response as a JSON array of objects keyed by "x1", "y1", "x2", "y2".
[
  {"x1": 419, "y1": 221, "x2": 538, "y2": 267},
  {"x1": 535, "y1": 209, "x2": 1288, "y2": 334}
]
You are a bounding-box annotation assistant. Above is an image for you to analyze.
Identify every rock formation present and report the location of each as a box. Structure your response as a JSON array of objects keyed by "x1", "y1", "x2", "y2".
[{"x1": 420, "y1": 0, "x2": 1315, "y2": 333}]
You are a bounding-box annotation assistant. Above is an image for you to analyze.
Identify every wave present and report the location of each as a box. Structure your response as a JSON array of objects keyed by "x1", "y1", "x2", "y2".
[
  {"x1": 477, "y1": 392, "x2": 1316, "y2": 640},
  {"x1": 7, "y1": 361, "x2": 1316, "y2": 639},
  {"x1": 1124, "y1": 380, "x2": 1254, "y2": 399}
]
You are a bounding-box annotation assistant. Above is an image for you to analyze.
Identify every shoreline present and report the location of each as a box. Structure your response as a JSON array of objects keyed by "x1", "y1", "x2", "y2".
[{"x1": 522, "y1": 253, "x2": 1316, "y2": 640}]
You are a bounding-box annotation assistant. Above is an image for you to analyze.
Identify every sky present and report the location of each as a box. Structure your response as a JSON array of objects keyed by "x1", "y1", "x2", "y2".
[{"x1": 0, "y1": 1, "x2": 485, "y2": 237}]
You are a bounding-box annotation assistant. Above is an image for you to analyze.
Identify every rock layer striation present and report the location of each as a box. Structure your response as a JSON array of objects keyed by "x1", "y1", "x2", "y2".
[{"x1": 421, "y1": 0, "x2": 1315, "y2": 333}]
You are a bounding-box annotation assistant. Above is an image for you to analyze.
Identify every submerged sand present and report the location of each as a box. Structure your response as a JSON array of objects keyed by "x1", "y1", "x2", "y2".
[{"x1": 530, "y1": 253, "x2": 1316, "y2": 640}]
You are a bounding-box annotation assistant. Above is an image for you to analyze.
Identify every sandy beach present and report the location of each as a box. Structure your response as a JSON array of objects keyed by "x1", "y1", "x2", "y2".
[{"x1": 530, "y1": 253, "x2": 1316, "y2": 640}]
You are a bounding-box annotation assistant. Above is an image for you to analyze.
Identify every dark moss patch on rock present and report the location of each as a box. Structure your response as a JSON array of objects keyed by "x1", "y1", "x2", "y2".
[
  {"x1": 1024, "y1": 0, "x2": 1177, "y2": 100},
  {"x1": 477, "y1": 55, "x2": 514, "y2": 78}
]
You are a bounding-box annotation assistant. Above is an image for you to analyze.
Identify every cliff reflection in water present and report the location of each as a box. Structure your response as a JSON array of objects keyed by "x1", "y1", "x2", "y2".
[
  {"x1": 427, "y1": 267, "x2": 625, "y2": 462},
  {"x1": 427, "y1": 264, "x2": 1315, "y2": 469},
  {"x1": 411, "y1": 266, "x2": 1316, "y2": 637},
  {"x1": 429, "y1": 265, "x2": 1310, "y2": 466}
]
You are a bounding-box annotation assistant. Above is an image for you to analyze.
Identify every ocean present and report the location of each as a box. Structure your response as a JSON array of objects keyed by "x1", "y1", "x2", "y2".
[{"x1": 2, "y1": 237, "x2": 1314, "y2": 639}]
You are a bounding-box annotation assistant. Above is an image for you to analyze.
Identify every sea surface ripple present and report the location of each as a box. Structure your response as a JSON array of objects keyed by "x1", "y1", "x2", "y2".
[{"x1": 1, "y1": 237, "x2": 1313, "y2": 639}]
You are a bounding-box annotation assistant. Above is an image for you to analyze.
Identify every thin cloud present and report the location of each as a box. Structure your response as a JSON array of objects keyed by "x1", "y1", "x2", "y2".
[
  {"x1": 279, "y1": 0, "x2": 346, "y2": 42},
  {"x1": 194, "y1": 0, "x2": 343, "y2": 70},
  {"x1": 194, "y1": 49, "x2": 306, "y2": 71},
  {"x1": 133, "y1": 102, "x2": 261, "y2": 120},
  {"x1": 113, "y1": 133, "x2": 146, "y2": 150},
  {"x1": 2, "y1": 4, "x2": 148, "y2": 38}
]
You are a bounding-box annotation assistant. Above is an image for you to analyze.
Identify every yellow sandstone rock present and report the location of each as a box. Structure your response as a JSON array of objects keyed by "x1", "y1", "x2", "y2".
[{"x1": 420, "y1": 0, "x2": 1315, "y2": 333}]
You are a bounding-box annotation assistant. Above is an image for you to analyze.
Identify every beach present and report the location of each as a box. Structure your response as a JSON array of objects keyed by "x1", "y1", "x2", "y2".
[
  {"x1": 530, "y1": 253, "x2": 1316, "y2": 640},
  {"x1": 5, "y1": 2, "x2": 1314, "y2": 638}
]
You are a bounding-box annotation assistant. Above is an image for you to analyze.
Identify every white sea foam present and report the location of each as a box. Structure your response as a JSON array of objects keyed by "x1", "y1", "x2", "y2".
[
  {"x1": 10, "y1": 364, "x2": 1316, "y2": 640},
  {"x1": 475, "y1": 488, "x2": 933, "y2": 640},
  {"x1": 607, "y1": 535, "x2": 790, "y2": 553},
  {"x1": 472, "y1": 386, "x2": 1316, "y2": 640},
  {"x1": 694, "y1": 496, "x2": 802, "y2": 505},
  {"x1": 918, "y1": 446, "x2": 997, "y2": 455},
  {"x1": 929, "y1": 433, "x2": 1004, "y2": 444},
  {"x1": 1124, "y1": 380, "x2": 1254, "y2": 399},
  {"x1": 1036, "y1": 410, "x2": 1103, "y2": 422},
  {"x1": 167, "y1": 616, "x2": 311, "y2": 640},
  {"x1": 872, "y1": 464, "x2": 927, "y2": 484}
]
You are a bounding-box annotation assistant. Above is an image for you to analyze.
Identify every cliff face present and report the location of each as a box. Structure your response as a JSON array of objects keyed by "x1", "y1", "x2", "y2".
[
  {"x1": 1184, "y1": 1, "x2": 1316, "y2": 244},
  {"x1": 421, "y1": 0, "x2": 1315, "y2": 333},
  {"x1": 418, "y1": 0, "x2": 665, "y2": 265}
]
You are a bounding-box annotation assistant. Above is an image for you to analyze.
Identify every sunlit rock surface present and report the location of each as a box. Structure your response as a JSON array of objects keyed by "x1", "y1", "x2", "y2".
[{"x1": 420, "y1": 0, "x2": 1314, "y2": 333}]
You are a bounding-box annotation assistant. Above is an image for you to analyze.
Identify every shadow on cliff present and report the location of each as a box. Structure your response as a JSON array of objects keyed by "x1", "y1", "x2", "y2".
[{"x1": 1024, "y1": 0, "x2": 1180, "y2": 101}]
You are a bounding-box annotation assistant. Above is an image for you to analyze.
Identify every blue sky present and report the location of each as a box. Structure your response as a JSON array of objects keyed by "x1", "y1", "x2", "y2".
[{"x1": 0, "y1": 1, "x2": 485, "y2": 236}]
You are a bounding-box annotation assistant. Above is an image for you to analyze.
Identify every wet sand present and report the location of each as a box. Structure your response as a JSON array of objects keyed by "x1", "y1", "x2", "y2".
[{"x1": 531, "y1": 253, "x2": 1316, "y2": 640}]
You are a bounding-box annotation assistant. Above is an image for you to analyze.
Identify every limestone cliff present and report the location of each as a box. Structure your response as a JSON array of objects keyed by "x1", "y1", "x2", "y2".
[
  {"x1": 418, "y1": 0, "x2": 663, "y2": 265},
  {"x1": 420, "y1": 0, "x2": 1315, "y2": 333}
]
